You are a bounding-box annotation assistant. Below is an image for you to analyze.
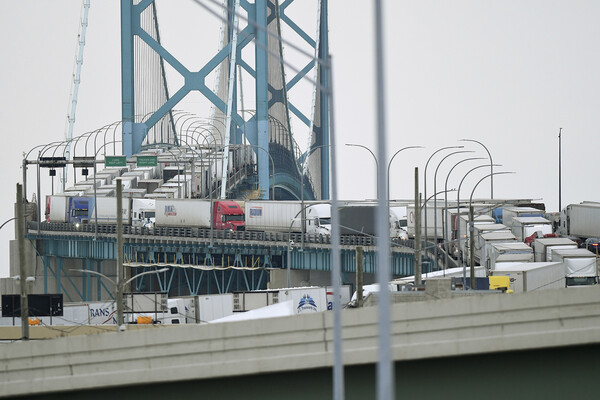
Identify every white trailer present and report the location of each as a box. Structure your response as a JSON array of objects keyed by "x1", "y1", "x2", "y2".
[
  {"x1": 533, "y1": 237, "x2": 578, "y2": 262},
  {"x1": 407, "y1": 202, "x2": 445, "y2": 238},
  {"x1": 551, "y1": 248, "x2": 598, "y2": 286},
  {"x1": 502, "y1": 206, "x2": 544, "y2": 230},
  {"x1": 155, "y1": 198, "x2": 211, "y2": 227},
  {"x1": 510, "y1": 216, "x2": 553, "y2": 242},
  {"x1": 325, "y1": 285, "x2": 352, "y2": 309},
  {"x1": 46, "y1": 195, "x2": 69, "y2": 223},
  {"x1": 245, "y1": 200, "x2": 331, "y2": 235},
  {"x1": 276, "y1": 287, "x2": 328, "y2": 314},
  {"x1": 559, "y1": 202, "x2": 600, "y2": 238},
  {"x1": 482, "y1": 241, "x2": 534, "y2": 271},
  {"x1": 491, "y1": 262, "x2": 564, "y2": 293},
  {"x1": 88, "y1": 196, "x2": 131, "y2": 224}
]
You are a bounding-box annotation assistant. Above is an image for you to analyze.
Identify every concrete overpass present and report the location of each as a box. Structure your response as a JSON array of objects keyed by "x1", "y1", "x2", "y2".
[{"x1": 1, "y1": 286, "x2": 599, "y2": 399}]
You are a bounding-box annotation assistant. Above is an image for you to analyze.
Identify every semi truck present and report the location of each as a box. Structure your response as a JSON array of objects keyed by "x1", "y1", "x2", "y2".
[
  {"x1": 155, "y1": 199, "x2": 245, "y2": 231},
  {"x1": 558, "y1": 202, "x2": 600, "y2": 239},
  {"x1": 86, "y1": 197, "x2": 155, "y2": 227},
  {"x1": 490, "y1": 262, "x2": 564, "y2": 293},
  {"x1": 338, "y1": 204, "x2": 405, "y2": 239},
  {"x1": 45, "y1": 195, "x2": 89, "y2": 224},
  {"x1": 244, "y1": 200, "x2": 331, "y2": 235},
  {"x1": 550, "y1": 248, "x2": 598, "y2": 286}
]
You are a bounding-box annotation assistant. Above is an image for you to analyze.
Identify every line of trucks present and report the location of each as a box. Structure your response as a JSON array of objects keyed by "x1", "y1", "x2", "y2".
[
  {"x1": 0, "y1": 286, "x2": 352, "y2": 326},
  {"x1": 45, "y1": 196, "x2": 410, "y2": 239},
  {"x1": 405, "y1": 201, "x2": 600, "y2": 289}
]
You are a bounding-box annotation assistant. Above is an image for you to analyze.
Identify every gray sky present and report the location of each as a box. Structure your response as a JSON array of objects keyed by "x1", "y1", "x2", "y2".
[{"x1": 0, "y1": 1, "x2": 598, "y2": 277}]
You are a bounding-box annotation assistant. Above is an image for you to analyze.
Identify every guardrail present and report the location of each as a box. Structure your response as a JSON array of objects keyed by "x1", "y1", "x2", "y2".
[{"x1": 28, "y1": 222, "x2": 381, "y2": 247}]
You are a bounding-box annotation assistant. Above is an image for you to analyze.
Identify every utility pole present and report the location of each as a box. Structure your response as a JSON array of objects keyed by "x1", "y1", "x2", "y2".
[
  {"x1": 116, "y1": 178, "x2": 124, "y2": 329},
  {"x1": 469, "y1": 205, "x2": 475, "y2": 290},
  {"x1": 356, "y1": 246, "x2": 364, "y2": 307},
  {"x1": 558, "y1": 128, "x2": 562, "y2": 212},
  {"x1": 414, "y1": 167, "x2": 421, "y2": 286},
  {"x1": 16, "y1": 183, "x2": 29, "y2": 340}
]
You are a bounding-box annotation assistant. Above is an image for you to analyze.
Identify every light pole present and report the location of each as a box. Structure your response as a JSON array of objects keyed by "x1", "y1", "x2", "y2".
[
  {"x1": 346, "y1": 143, "x2": 378, "y2": 196},
  {"x1": 443, "y1": 157, "x2": 485, "y2": 273},
  {"x1": 558, "y1": 128, "x2": 562, "y2": 212},
  {"x1": 468, "y1": 172, "x2": 514, "y2": 288},
  {"x1": 386, "y1": 146, "x2": 423, "y2": 203},
  {"x1": 456, "y1": 163, "x2": 501, "y2": 279},
  {"x1": 460, "y1": 139, "x2": 494, "y2": 199},
  {"x1": 433, "y1": 150, "x2": 471, "y2": 270},
  {"x1": 423, "y1": 146, "x2": 463, "y2": 260}
]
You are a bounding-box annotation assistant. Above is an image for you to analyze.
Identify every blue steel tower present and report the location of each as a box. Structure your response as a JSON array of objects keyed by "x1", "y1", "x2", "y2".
[{"x1": 120, "y1": 0, "x2": 330, "y2": 200}]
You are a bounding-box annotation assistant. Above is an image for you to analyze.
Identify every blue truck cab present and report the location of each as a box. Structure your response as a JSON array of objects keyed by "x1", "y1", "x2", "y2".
[{"x1": 68, "y1": 197, "x2": 90, "y2": 224}]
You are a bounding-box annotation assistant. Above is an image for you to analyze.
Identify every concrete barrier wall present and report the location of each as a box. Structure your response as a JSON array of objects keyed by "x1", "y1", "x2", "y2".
[{"x1": 1, "y1": 287, "x2": 599, "y2": 398}]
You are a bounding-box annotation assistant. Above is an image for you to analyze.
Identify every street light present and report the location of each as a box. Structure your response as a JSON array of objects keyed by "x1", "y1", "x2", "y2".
[
  {"x1": 386, "y1": 146, "x2": 423, "y2": 203},
  {"x1": 71, "y1": 267, "x2": 169, "y2": 329},
  {"x1": 456, "y1": 163, "x2": 502, "y2": 276},
  {"x1": 467, "y1": 172, "x2": 514, "y2": 288},
  {"x1": 433, "y1": 150, "x2": 472, "y2": 269},
  {"x1": 423, "y1": 145, "x2": 463, "y2": 259},
  {"x1": 460, "y1": 139, "x2": 494, "y2": 199},
  {"x1": 346, "y1": 143, "x2": 378, "y2": 196},
  {"x1": 443, "y1": 157, "x2": 485, "y2": 272}
]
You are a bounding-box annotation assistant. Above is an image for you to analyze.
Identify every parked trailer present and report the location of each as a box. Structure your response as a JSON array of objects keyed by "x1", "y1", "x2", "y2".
[
  {"x1": 491, "y1": 262, "x2": 564, "y2": 293},
  {"x1": 559, "y1": 202, "x2": 600, "y2": 239},
  {"x1": 551, "y1": 248, "x2": 598, "y2": 286},
  {"x1": 482, "y1": 241, "x2": 534, "y2": 272},
  {"x1": 502, "y1": 206, "x2": 545, "y2": 231},
  {"x1": 533, "y1": 237, "x2": 578, "y2": 262},
  {"x1": 510, "y1": 216, "x2": 553, "y2": 242}
]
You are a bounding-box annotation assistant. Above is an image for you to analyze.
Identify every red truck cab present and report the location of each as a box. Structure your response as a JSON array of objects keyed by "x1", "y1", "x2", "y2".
[{"x1": 214, "y1": 200, "x2": 245, "y2": 231}]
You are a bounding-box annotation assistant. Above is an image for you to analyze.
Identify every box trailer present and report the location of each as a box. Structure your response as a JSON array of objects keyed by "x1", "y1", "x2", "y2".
[
  {"x1": 491, "y1": 262, "x2": 564, "y2": 293},
  {"x1": 551, "y1": 248, "x2": 598, "y2": 286},
  {"x1": 533, "y1": 237, "x2": 578, "y2": 262},
  {"x1": 510, "y1": 216, "x2": 553, "y2": 242},
  {"x1": 559, "y1": 202, "x2": 600, "y2": 238}
]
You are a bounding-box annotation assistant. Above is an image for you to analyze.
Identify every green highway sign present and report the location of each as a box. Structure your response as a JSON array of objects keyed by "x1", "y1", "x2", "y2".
[
  {"x1": 136, "y1": 155, "x2": 157, "y2": 167},
  {"x1": 105, "y1": 156, "x2": 127, "y2": 167}
]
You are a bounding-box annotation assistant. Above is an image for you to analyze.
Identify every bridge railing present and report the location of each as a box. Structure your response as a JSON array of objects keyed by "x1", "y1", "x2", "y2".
[{"x1": 29, "y1": 222, "x2": 387, "y2": 248}]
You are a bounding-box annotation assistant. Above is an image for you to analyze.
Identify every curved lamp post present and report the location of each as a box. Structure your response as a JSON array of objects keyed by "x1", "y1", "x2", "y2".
[
  {"x1": 456, "y1": 163, "x2": 502, "y2": 274},
  {"x1": 386, "y1": 146, "x2": 423, "y2": 203},
  {"x1": 432, "y1": 150, "x2": 471, "y2": 270},
  {"x1": 443, "y1": 157, "x2": 485, "y2": 272},
  {"x1": 346, "y1": 143, "x2": 378, "y2": 197},
  {"x1": 423, "y1": 145, "x2": 463, "y2": 257},
  {"x1": 467, "y1": 171, "x2": 514, "y2": 288},
  {"x1": 460, "y1": 139, "x2": 494, "y2": 199}
]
